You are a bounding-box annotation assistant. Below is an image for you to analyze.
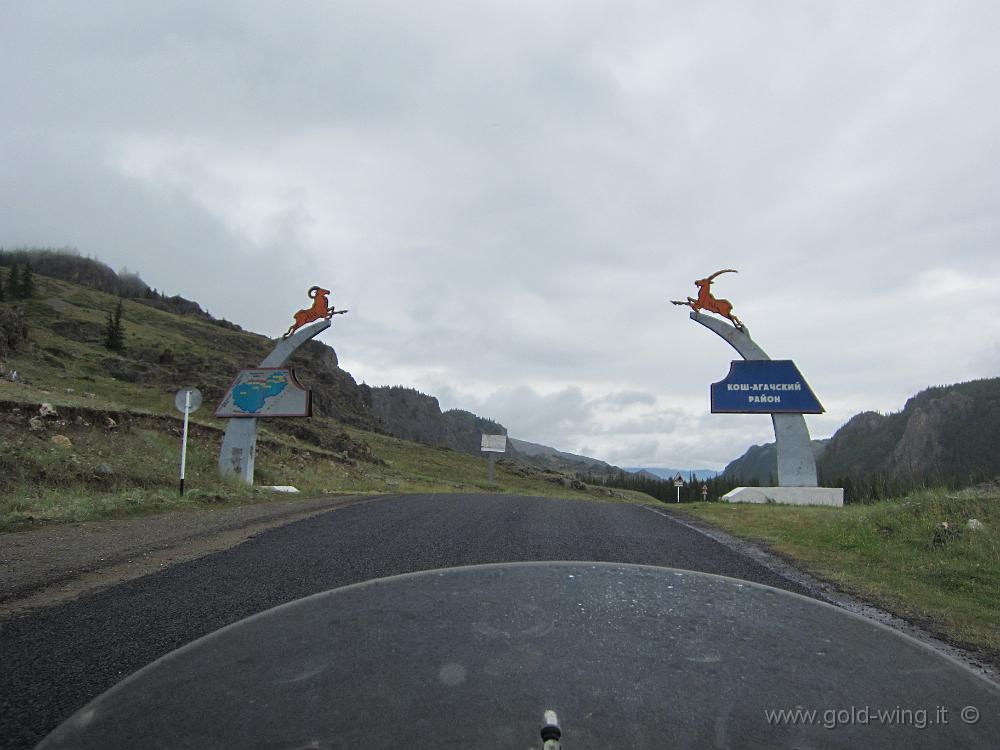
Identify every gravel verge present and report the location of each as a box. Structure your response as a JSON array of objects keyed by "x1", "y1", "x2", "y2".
[{"x1": 0, "y1": 494, "x2": 384, "y2": 619}]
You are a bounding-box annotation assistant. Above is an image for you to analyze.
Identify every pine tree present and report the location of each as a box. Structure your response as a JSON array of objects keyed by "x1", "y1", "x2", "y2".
[
  {"x1": 0, "y1": 267, "x2": 5, "y2": 302},
  {"x1": 19, "y1": 262, "x2": 35, "y2": 298},
  {"x1": 7, "y1": 265, "x2": 20, "y2": 299},
  {"x1": 104, "y1": 300, "x2": 125, "y2": 351}
]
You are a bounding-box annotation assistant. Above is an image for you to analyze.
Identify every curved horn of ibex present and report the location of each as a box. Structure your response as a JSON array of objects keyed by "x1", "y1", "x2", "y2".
[{"x1": 707, "y1": 269, "x2": 738, "y2": 281}]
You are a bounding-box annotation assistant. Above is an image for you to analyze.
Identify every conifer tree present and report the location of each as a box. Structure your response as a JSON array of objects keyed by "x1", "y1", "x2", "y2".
[
  {"x1": 104, "y1": 300, "x2": 125, "y2": 351},
  {"x1": 19, "y1": 262, "x2": 35, "y2": 298},
  {"x1": 7, "y1": 265, "x2": 20, "y2": 299},
  {"x1": 0, "y1": 267, "x2": 5, "y2": 302}
]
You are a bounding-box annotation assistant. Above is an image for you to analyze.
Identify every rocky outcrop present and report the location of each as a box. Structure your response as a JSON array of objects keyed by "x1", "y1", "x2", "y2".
[
  {"x1": 442, "y1": 409, "x2": 506, "y2": 455},
  {"x1": 891, "y1": 391, "x2": 974, "y2": 475},
  {"x1": 724, "y1": 378, "x2": 1000, "y2": 487},
  {"x1": 285, "y1": 340, "x2": 374, "y2": 429},
  {"x1": 365, "y1": 387, "x2": 507, "y2": 455},
  {"x1": 368, "y1": 386, "x2": 451, "y2": 446},
  {"x1": 1, "y1": 249, "x2": 123, "y2": 294}
]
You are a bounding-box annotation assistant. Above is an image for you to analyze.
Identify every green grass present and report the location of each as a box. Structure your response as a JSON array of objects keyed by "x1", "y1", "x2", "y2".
[
  {"x1": 0, "y1": 391, "x2": 652, "y2": 532},
  {"x1": 0, "y1": 411, "x2": 652, "y2": 531},
  {"x1": 678, "y1": 490, "x2": 1000, "y2": 657},
  {"x1": 0, "y1": 273, "x2": 655, "y2": 530}
]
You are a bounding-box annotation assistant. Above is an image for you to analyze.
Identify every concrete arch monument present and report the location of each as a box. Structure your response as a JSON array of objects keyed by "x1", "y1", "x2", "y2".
[
  {"x1": 217, "y1": 287, "x2": 347, "y2": 484},
  {"x1": 673, "y1": 271, "x2": 842, "y2": 505},
  {"x1": 688, "y1": 310, "x2": 818, "y2": 487}
]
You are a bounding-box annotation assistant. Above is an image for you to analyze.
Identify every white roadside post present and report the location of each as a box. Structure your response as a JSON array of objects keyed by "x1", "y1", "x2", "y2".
[
  {"x1": 481, "y1": 434, "x2": 507, "y2": 484},
  {"x1": 174, "y1": 387, "x2": 203, "y2": 496},
  {"x1": 674, "y1": 474, "x2": 684, "y2": 503}
]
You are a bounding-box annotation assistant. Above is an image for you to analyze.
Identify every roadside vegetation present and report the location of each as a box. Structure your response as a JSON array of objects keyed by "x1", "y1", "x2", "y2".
[
  {"x1": 0, "y1": 400, "x2": 650, "y2": 532},
  {"x1": 0, "y1": 265, "x2": 655, "y2": 532},
  {"x1": 678, "y1": 489, "x2": 1000, "y2": 658}
]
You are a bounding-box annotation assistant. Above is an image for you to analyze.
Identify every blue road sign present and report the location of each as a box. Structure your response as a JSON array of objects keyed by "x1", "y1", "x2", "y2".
[{"x1": 711, "y1": 360, "x2": 823, "y2": 414}]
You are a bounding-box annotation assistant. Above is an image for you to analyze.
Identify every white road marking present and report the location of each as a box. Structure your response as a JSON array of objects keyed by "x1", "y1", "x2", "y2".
[{"x1": 640, "y1": 505, "x2": 670, "y2": 518}]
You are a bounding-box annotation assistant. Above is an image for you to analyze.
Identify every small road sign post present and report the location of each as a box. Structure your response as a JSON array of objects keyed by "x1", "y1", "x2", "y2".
[
  {"x1": 674, "y1": 475, "x2": 684, "y2": 503},
  {"x1": 481, "y1": 434, "x2": 507, "y2": 484},
  {"x1": 701, "y1": 483, "x2": 709, "y2": 501},
  {"x1": 174, "y1": 387, "x2": 203, "y2": 495}
]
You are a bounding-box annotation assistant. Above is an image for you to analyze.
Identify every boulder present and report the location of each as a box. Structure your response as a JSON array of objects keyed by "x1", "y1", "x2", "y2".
[
  {"x1": 931, "y1": 521, "x2": 961, "y2": 546},
  {"x1": 51, "y1": 434, "x2": 73, "y2": 449}
]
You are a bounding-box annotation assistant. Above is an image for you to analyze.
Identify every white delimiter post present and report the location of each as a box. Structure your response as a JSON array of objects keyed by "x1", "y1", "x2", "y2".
[
  {"x1": 174, "y1": 387, "x2": 202, "y2": 494},
  {"x1": 179, "y1": 390, "x2": 191, "y2": 495}
]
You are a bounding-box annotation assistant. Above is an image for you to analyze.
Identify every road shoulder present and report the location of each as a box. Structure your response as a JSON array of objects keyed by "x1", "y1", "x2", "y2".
[
  {"x1": 651, "y1": 505, "x2": 1000, "y2": 684},
  {"x1": 0, "y1": 494, "x2": 388, "y2": 619}
]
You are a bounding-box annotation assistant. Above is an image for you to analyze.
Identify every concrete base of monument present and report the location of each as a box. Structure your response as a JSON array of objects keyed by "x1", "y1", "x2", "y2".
[{"x1": 724, "y1": 486, "x2": 844, "y2": 506}]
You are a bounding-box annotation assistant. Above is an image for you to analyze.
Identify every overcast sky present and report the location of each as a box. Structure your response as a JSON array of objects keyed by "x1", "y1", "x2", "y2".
[{"x1": 3, "y1": 1, "x2": 999, "y2": 469}]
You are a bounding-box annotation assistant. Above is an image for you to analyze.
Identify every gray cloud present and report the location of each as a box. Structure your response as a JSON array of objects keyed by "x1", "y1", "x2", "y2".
[{"x1": 4, "y1": 1, "x2": 1000, "y2": 468}]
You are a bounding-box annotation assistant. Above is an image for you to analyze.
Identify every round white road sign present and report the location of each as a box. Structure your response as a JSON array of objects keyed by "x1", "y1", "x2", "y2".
[{"x1": 174, "y1": 387, "x2": 203, "y2": 414}]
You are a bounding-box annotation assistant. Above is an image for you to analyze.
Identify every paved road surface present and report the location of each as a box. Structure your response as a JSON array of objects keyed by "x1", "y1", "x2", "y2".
[{"x1": 2, "y1": 493, "x2": 817, "y2": 748}]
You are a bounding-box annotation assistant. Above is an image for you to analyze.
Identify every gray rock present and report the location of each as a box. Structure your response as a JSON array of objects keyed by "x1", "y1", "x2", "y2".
[
  {"x1": 51, "y1": 434, "x2": 73, "y2": 449},
  {"x1": 931, "y1": 521, "x2": 961, "y2": 546},
  {"x1": 28, "y1": 416, "x2": 46, "y2": 432}
]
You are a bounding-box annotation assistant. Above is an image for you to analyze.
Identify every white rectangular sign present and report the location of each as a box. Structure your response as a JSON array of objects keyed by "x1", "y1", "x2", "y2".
[{"x1": 481, "y1": 434, "x2": 507, "y2": 453}]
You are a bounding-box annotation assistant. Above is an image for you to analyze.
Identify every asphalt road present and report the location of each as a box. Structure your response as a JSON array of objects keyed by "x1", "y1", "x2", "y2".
[{"x1": 2, "y1": 493, "x2": 816, "y2": 749}]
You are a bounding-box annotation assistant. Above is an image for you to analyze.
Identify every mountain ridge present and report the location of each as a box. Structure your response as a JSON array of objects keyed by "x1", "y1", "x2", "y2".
[
  {"x1": 0, "y1": 248, "x2": 618, "y2": 472},
  {"x1": 722, "y1": 378, "x2": 1000, "y2": 494}
]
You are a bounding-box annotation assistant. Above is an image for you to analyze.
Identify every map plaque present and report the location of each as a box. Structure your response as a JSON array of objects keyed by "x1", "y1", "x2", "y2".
[{"x1": 215, "y1": 368, "x2": 312, "y2": 418}]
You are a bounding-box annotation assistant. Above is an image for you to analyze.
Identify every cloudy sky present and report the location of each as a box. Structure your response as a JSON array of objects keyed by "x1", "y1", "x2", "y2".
[{"x1": 3, "y1": 1, "x2": 999, "y2": 469}]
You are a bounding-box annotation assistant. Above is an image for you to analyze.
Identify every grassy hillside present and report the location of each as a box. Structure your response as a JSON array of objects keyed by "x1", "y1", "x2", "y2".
[
  {"x1": 722, "y1": 379, "x2": 1000, "y2": 498},
  {"x1": 0, "y1": 271, "x2": 651, "y2": 530},
  {"x1": 679, "y1": 488, "x2": 1000, "y2": 658}
]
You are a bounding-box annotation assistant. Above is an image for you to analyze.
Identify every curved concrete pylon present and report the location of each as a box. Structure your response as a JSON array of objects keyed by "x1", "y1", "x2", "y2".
[
  {"x1": 218, "y1": 319, "x2": 332, "y2": 484},
  {"x1": 690, "y1": 311, "x2": 818, "y2": 487}
]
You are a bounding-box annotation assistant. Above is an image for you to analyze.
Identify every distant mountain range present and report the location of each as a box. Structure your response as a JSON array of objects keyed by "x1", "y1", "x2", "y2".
[
  {"x1": 722, "y1": 377, "x2": 1000, "y2": 488},
  {"x1": 624, "y1": 467, "x2": 719, "y2": 481},
  {"x1": 507, "y1": 438, "x2": 621, "y2": 477},
  {"x1": 7, "y1": 249, "x2": 996, "y2": 493}
]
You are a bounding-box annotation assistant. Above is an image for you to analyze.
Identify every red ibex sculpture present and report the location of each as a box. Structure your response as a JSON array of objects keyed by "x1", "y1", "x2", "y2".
[
  {"x1": 672, "y1": 269, "x2": 744, "y2": 329},
  {"x1": 282, "y1": 286, "x2": 348, "y2": 339}
]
